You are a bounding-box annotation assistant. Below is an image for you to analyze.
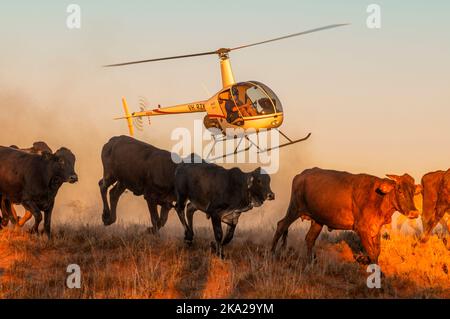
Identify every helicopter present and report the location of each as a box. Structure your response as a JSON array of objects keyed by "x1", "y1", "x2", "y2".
[{"x1": 106, "y1": 24, "x2": 349, "y2": 160}]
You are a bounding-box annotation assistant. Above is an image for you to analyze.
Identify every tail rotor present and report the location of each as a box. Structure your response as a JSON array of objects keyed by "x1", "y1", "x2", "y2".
[{"x1": 116, "y1": 97, "x2": 153, "y2": 136}]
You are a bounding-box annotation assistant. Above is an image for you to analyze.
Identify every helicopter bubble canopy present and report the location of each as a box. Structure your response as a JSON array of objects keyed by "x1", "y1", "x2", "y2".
[{"x1": 229, "y1": 81, "x2": 283, "y2": 117}]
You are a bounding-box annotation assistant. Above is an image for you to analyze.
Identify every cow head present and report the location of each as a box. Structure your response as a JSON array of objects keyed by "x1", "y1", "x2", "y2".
[
  {"x1": 247, "y1": 167, "x2": 275, "y2": 207},
  {"x1": 46, "y1": 147, "x2": 78, "y2": 184},
  {"x1": 377, "y1": 174, "x2": 420, "y2": 219}
]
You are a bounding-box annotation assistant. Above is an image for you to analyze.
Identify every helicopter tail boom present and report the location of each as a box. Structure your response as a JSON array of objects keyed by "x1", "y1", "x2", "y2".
[{"x1": 114, "y1": 99, "x2": 208, "y2": 136}]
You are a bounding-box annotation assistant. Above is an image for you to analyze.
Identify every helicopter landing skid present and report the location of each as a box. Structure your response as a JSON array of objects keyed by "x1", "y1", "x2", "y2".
[{"x1": 206, "y1": 130, "x2": 311, "y2": 162}]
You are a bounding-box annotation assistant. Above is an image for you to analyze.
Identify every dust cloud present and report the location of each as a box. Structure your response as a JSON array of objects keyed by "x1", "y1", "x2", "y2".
[{"x1": 0, "y1": 88, "x2": 310, "y2": 232}]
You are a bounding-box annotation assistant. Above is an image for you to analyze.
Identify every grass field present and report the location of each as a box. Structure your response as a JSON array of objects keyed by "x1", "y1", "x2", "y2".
[{"x1": 1, "y1": 218, "x2": 449, "y2": 299}]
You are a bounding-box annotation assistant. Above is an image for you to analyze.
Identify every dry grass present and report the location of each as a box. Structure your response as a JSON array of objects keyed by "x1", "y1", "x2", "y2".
[{"x1": 0, "y1": 221, "x2": 449, "y2": 299}]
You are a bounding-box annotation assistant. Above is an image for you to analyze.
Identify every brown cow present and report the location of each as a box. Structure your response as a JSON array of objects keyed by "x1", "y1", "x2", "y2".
[
  {"x1": 421, "y1": 169, "x2": 450, "y2": 245},
  {"x1": 271, "y1": 168, "x2": 421, "y2": 264}
]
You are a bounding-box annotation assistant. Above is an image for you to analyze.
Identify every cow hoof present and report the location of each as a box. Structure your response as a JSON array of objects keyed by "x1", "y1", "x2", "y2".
[
  {"x1": 41, "y1": 231, "x2": 51, "y2": 239},
  {"x1": 102, "y1": 212, "x2": 112, "y2": 225},
  {"x1": 147, "y1": 227, "x2": 159, "y2": 235},
  {"x1": 103, "y1": 219, "x2": 114, "y2": 226},
  {"x1": 184, "y1": 239, "x2": 193, "y2": 247}
]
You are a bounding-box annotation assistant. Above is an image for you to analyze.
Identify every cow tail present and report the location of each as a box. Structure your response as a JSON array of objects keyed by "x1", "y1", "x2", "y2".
[{"x1": 285, "y1": 174, "x2": 304, "y2": 219}]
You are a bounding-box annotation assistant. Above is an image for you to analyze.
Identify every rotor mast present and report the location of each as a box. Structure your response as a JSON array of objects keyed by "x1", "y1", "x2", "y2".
[{"x1": 217, "y1": 49, "x2": 235, "y2": 88}]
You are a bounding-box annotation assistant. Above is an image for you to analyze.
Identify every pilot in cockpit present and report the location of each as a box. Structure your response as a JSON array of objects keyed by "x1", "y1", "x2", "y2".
[{"x1": 224, "y1": 86, "x2": 244, "y2": 125}]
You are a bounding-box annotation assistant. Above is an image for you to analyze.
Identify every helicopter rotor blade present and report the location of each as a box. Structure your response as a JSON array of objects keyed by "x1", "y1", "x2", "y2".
[
  {"x1": 104, "y1": 24, "x2": 349, "y2": 67},
  {"x1": 230, "y1": 23, "x2": 350, "y2": 51},
  {"x1": 103, "y1": 51, "x2": 217, "y2": 67}
]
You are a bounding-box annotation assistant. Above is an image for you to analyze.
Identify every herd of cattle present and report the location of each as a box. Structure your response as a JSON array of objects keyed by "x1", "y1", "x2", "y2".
[{"x1": 0, "y1": 135, "x2": 449, "y2": 264}]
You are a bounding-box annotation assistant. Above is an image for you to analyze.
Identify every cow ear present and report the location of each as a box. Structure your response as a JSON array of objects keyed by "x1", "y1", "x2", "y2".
[
  {"x1": 377, "y1": 181, "x2": 394, "y2": 195},
  {"x1": 414, "y1": 184, "x2": 423, "y2": 195},
  {"x1": 386, "y1": 174, "x2": 401, "y2": 183},
  {"x1": 247, "y1": 176, "x2": 254, "y2": 189}
]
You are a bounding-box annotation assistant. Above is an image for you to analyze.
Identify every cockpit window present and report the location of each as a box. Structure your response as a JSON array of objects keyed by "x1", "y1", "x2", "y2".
[
  {"x1": 227, "y1": 82, "x2": 282, "y2": 118},
  {"x1": 219, "y1": 82, "x2": 283, "y2": 122},
  {"x1": 249, "y1": 81, "x2": 283, "y2": 113},
  {"x1": 244, "y1": 85, "x2": 275, "y2": 115}
]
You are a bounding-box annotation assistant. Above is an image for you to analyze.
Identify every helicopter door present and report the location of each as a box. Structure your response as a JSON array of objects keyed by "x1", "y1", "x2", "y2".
[{"x1": 219, "y1": 90, "x2": 244, "y2": 126}]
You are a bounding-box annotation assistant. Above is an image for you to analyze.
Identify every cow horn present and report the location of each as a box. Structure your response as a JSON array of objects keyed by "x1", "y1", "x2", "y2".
[{"x1": 386, "y1": 174, "x2": 400, "y2": 183}]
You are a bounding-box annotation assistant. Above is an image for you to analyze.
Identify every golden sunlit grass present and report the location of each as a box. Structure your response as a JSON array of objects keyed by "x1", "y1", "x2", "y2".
[{"x1": 0, "y1": 222, "x2": 449, "y2": 299}]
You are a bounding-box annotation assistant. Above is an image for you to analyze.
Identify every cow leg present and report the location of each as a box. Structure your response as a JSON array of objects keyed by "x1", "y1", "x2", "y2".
[
  {"x1": 443, "y1": 216, "x2": 450, "y2": 250},
  {"x1": 185, "y1": 202, "x2": 197, "y2": 241},
  {"x1": 17, "y1": 210, "x2": 33, "y2": 227},
  {"x1": 421, "y1": 205, "x2": 447, "y2": 243},
  {"x1": 0, "y1": 200, "x2": 21, "y2": 227},
  {"x1": 99, "y1": 177, "x2": 116, "y2": 225},
  {"x1": 222, "y1": 223, "x2": 237, "y2": 246},
  {"x1": 211, "y1": 214, "x2": 224, "y2": 258},
  {"x1": 305, "y1": 221, "x2": 323, "y2": 262},
  {"x1": 1, "y1": 198, "x2": 9, "y2": 226},
  {"x1": 106, "y1": 182, "x2": 125, "y2": 226},
  {"x1": 175, "y1": 194, "x2": 193, "y2": 243},
  {"x1": 357, "y1": 231, "x2": 381, "y2": 265},
  {"x1": 4, "y1": 201, "x2": 19, "y2": 225},
  {"x1": 158, "y1": 203, "x2": 172, "y2": 229},
  {"x1": 144, "y1": 197, "x2": 160, "y2": 235},
  {"x1": 271, "y1": 202, "x2": 303, "y2": 254},
  {"x1": 43, "y1": 201, "x2": 55, "y2": 238},
  {"x1": 22, "y1": 202, "x2": 42, "y2": 234}
]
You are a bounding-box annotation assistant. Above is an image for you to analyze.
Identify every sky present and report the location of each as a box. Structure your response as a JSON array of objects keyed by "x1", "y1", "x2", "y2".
[{"x1": 0, "y1": 0, "x2": 449, "y2": 223}]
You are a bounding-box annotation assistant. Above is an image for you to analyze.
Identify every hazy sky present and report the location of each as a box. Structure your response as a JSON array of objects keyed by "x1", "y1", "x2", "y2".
[{"x1": 0, "y1": 1, "x2": 449, "y2": 221}]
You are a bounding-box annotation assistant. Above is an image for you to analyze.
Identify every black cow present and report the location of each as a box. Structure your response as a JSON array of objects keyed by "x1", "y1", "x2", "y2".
[
  {"x1": 271, "y1": 168, "x2": 421, "y2": 264},
  {"x1": 175, "y1": 163, "x2": 275, "y2": 257},
  {"x1": 0, "y1": 142, "x2": 53, "y2": 227},
  {"x1": 99, "y1": 135, "x2": 189, "y2": 236},
  {"x1": 0, "y1": 146, "x2": 78, "y2": 237}
]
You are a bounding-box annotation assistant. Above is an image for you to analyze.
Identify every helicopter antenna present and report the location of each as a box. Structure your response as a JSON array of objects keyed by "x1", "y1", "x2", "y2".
[{"x1": 103, "y1": 23, "x2": 350, "y2": 67}]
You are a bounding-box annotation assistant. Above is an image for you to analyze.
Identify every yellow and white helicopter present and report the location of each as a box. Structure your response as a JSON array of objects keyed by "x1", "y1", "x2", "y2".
[{"x1": 106, "y1": 24, "x2": 349, "y2": 159}]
